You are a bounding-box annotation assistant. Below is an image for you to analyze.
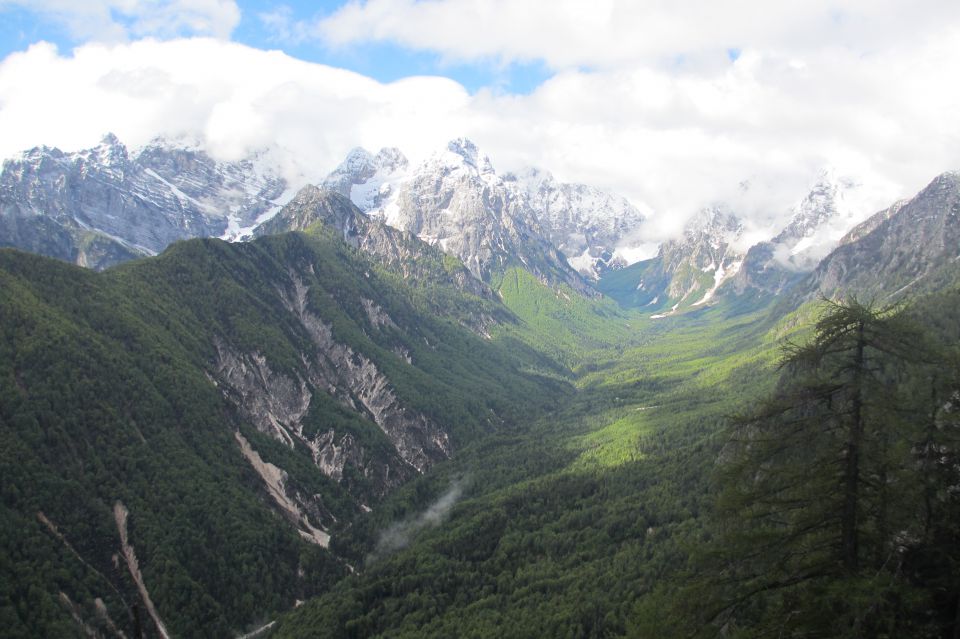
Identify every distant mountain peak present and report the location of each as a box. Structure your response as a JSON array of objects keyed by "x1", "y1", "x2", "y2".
[
  {"x1": 435, "y1": 138, "x2": 496, "y2": 176},
  {"x1": 929, "y1": 170, "x2": 960, "y2": 189},
  {"x1": 682, "y1": 205, "x2": 743, "y2": 247},
  {"x1": 138, "y1": 133, "x2": 207, "y2": 154},
  {"x1": 342, "y1": 146, "x2": 374, "y2": 166},
  {"x1": 501, "y1": 165, "x2": 647, "y2": 279},
  {"x1": 373, "y1": 147, "x2": 408, "y2": 173},
  {"x1": 99, "y1": 132, "x2": 122, "y2": 147},
  {"x1": 322, "y1": 146, "x2": 410, "y2": 213},
  {"x1": 88, "y1": 132, "x2": 129, "y2": 167},
  {"x1": 765, "y1": 168, "x2": 871, "y2": 272},
  {"x1": 319, "y1": 138, "x2": 649, "y2": 289},
  {"x1": 798, "y1": 169, "x2": 960, "y2": 301},
  {"x1": 0, "y1": 134, "x2": 290, "y2": 268},
  {"x1": 503, "y1": 166, "x2": 556, "y2": 195}
]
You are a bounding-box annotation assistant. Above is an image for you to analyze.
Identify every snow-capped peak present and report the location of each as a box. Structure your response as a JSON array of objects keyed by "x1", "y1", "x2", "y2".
[
  {"x1": 501, "y1": 164, "x2": 648, "y2": 278},
  {"x1": 342, "y1": 147, "x2": 375, "y2": 172},
  {"x1": 319, "y1": 138, "x2": 649, "y2": 286},
  {"x1": 683, "y1": 205, "x2": 743, "y2": 247},
  {"x1": 99, "y1": 132, "x2": 122, "y2": 147},
  {"x1": 322, "y1": 146, "x2": 410, "y2": 213},
  {"x1": 87, "y1": 132, "x2": 129, "y2": 168},
  {"x1": 769, "y1": 168, "x2": 875, "y2": 271},
  {"x1": 503, "y1": 166, "x2": 556, "y2": 197},
  {"x1": 373, "y1": 147, "x2": 408, "y2": 174},
  {"x1": 441, "y1": 138, "x2": 495, "y2": 176}
]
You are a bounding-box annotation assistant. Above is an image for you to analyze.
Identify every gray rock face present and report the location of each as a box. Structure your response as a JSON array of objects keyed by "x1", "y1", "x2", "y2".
[
  {"x1": 733, "y1": 171, "x2": 875, "y2": 295},
  {"x1": 211, "y1": 331, "x2": 412, "y2": 500},
  {"x1": 0, "y1": 134, "x2": 289, "y2": 269},
  {"x1": 633, "y1": 206, "x2": 745, "y2": 314},
  {"x1": 212, "y1": 337, "x2": 312, "y2": 449},
  {"x1": 256, "y1": 185, "x2": 495, "y2": 303},
  {"x1": 325, "y1": 139, "x2": 599, "y2": 295},
  {"x1": 800, "y1": 171, "x2": 960, "y2": 300},
  {"x1": 282, "y1": 273, "x2": 452, "y2": 474},
  {"x1": 503, "y1": 167, "x2": 647, "y2": 279},
  {"x1": 211, "y1": 262, "x2": 453, "y2": 486}
]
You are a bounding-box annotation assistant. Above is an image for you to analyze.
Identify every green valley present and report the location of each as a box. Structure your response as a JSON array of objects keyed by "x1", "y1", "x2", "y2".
[{"x1": 2, "y1": 194, "x2": 959, "y2": 638}]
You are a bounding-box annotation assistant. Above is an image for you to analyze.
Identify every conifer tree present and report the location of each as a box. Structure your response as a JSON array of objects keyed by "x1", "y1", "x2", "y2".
[{"x1": 701, "y1": 299, "x2": 934, "y2": 637}]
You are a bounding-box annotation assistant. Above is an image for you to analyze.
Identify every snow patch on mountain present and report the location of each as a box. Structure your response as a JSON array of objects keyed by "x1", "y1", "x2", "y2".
[
  {"x1": 320, "y1": 138, "x2": 599, "y2": 293},
  {"x1": 693, "y1": 257, "x2": 742, "y2": 306},
  {"x1": 323, "y1": 146, "x2": 409, "y2": 214},
  {"x1": 768, "y1": 168, "x2": 889, "y2": 271},
  {"x1": 503, "y1": 166, "x2": 649, "y2": 278}
]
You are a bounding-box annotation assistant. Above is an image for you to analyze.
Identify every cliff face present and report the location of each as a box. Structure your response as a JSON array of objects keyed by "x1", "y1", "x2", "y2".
[
  {"x1": 0, "y1": 134, "x2": 289, "y2": 269},
  {"x1": 323, "y1": 139, "x2": 600, "y2": 296},
  {"x1": 798, "y1": 172, "x2": 960, "y2": 300}
]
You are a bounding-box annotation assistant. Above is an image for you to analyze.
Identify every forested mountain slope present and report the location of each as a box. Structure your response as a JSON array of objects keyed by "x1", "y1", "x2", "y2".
[{"x1": 0, "y1": 222, "x2": 569, "y2": 637}]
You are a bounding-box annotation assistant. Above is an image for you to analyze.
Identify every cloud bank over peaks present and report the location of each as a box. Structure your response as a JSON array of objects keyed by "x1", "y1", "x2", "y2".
[
  {"x1": 1, "y1": 22, "x2": 958, "y2": 246},
  {"x1": 0, "y1": 37, "x2": 473, "y2": 185}
]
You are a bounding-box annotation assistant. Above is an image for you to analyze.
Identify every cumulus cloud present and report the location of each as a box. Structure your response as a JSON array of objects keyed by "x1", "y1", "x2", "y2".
[
  {"x1": 1, "y1": 13, "x2": 959, "y2": 244},
  {"x1": 0, "y1": 38, "x2": 471, "y2": 183},
  {"x1": 315, "y1": 0, "x2": 960, "y2": 70},
  {"x1": 0, "y1": 0, "x2": 241, "y2": 42}
]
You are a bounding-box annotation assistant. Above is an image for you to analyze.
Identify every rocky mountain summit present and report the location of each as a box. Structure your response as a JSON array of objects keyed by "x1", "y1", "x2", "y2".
[
  {"x1": 502, "y1": 167, "x2": 647, "y2": 279},
  {"x1": 619, "y1": 206, "x2": 744, "y2": 314},
  {"x1": 733, "y1": 170, "x2": 877, "y2": 295},
  {"x1": 323, "y1": 138, "x2": 650, "y2": 286},
  {"x1": 322, "y1": 146, "x2": 409, "y2": 212},
  {"x1": 800, "y1": 171, "x2": 960, "y2": 300},
  {"x1": 324, "y1": 138, "x2": 594, "y2": 294},
  {"x1": 0, "y1": 134, "x2": 290, "y2": 269}
]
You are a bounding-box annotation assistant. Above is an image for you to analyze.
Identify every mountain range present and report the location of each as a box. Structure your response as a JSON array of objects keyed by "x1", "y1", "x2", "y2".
[
  {"x1": 0, "y1": 134, "x2": 291, "y2": 269},
  {"x1": 4, "y1": 133, "x2": 940, "y2": 311},
  {"x1": 2, "y1": 133, "x2": 960, "y2": 637}
]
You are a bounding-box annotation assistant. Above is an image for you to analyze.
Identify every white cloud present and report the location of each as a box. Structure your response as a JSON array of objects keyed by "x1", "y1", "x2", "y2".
[
  {"x1": 0, "y1": 24, "x2": 959, "y2": 245},
  {"x1": 315, "y1": 0, "x2": 960, "y2": 70},
  {"x1": 0, "y1": 38, "x2": 471, "y2": 183},
  {"x1": 0, "y1": 0, "x2": 241, "y2": 42}
]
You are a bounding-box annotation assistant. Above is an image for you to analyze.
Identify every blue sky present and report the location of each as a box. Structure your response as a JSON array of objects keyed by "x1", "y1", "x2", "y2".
[
  {"x1": 233, "y1": 1, "x2": 553, "y2": 93},
  {"x1": 0, "y1": 1, "x2": 553, "y2": 94}
]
